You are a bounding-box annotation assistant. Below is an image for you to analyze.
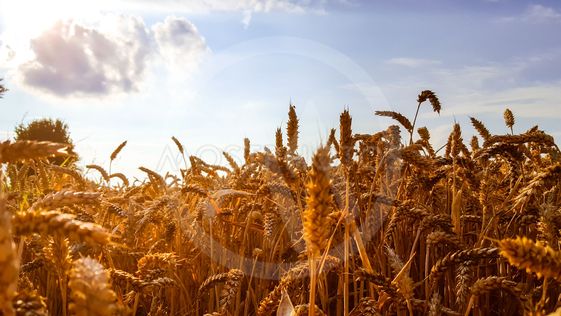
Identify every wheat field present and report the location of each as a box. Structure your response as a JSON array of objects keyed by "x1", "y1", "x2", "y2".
[{"x1": 1, "y1": 90, "x2": 561, "y2": 316}]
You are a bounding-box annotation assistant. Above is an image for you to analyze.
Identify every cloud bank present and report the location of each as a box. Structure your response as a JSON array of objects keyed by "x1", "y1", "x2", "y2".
[
  {"x1": 16, "y1": 16, "x2": 207, "y2": 98},
  {"x1": 4, "y1": 0, "x2": 332, "y2": 98}
]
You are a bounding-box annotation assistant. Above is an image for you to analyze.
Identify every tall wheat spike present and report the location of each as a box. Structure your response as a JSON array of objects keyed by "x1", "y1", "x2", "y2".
[
  {"x1": 110, "y1": 140, "x2": 127, "y2": 162},
  {"x1": 303, "y1": 146, "x2": 333, "y2": 257},
  {"x1": 417, "y1": 90, "x2": 441, "y2": 114},
  {"x1": 339, "y1": 109, "x2": 353, "y2": 166},
  {"x1": 275, "y1": 128, "x2": 286, "y2": 159},
  {"x1": 504, "y1": 108, "x2": 515, "y2": 133},
  {"x1": 469, "y1": 117, "x2": 492, "y2": 141},
  {"x1": 171, "y1": 136, "x2": 184, "y2": 155},
  {"x1": 287, "y1": 103, "x2": 299, "y2": 153}
]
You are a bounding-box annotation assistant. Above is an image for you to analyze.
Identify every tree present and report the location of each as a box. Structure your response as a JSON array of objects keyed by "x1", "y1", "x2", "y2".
[
  {"x1": 0, "y1": 79, "x2": 7, "y2": 98},
  {"x1": 14, "y1": 118, "x2": 77, "y2": 165}
]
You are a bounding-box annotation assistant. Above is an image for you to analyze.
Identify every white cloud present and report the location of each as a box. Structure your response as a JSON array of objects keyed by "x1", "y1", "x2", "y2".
[
  {"x1": 153, "y1": 17, "x2": 208, "y2": 69},
  {"x1": 435, "y1": 83, "x2": 561, "y2": 119},
  {"x1": 14, "y1": 15, "x2": 208, "y2": 98},
  {"x1": 385, "y1": 57, "x2": 441, "y2": 68},
  {"x1": 524, "y1": 4, "x2": 561, "y2": 23},
  {"x1": 242, "y1": 10, "x2": 253, "y2": 29},
  {"x1": 381, "y1": 50, "x2": 561, "y2": 101},
  {"x1": 119, "y1": 0, "x2": 324, "y2": 14},
  {"x1": 18, "y1": 18, "x2": 151, "y2": 97},
  {"x1": 116, "y1": 0, "x2": 327, "y2": 27},
  {"x1": 498, "y1": 4, "x2": 561, "y2": 23}
]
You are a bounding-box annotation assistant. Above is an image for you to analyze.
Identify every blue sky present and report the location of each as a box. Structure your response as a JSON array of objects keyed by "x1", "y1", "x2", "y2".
[{"x1": 1, "y1": 0, "x2": 560, "y2": 177}]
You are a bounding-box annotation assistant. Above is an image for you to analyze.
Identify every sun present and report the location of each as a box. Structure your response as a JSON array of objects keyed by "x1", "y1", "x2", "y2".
[{"x1": 0, "y1": 0, "x2": 101, "y2": 55}]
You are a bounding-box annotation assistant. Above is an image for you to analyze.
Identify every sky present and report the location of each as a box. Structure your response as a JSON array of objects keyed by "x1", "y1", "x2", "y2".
[{"x1": 0, "y1": 0, "x2": 560, "y2": 178}]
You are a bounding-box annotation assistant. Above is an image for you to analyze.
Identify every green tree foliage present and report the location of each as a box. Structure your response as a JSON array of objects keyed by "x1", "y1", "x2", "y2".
[{"x1": 15, "y1": 118, "x2": 78, "y2": 165}]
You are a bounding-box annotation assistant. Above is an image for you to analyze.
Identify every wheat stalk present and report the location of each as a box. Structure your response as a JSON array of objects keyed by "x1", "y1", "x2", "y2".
[{"x1": 0, "y1": 195, "x2": 18, "y2": 316}]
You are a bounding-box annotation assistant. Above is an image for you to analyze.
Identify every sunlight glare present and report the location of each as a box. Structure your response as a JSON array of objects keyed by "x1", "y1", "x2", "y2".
[{"x1": 0, "y1": 0, "x2": 101, "y2": 60}]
